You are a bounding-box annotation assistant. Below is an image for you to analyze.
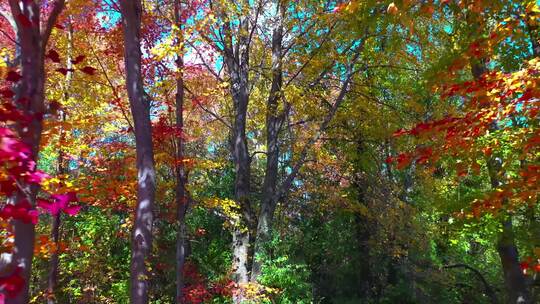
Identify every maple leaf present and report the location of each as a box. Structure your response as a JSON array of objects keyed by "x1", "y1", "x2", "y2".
[
  {"x1": 80, "y1": 66, "x2": 97, "y2": 75},
  {"x1": 48, "y1": 100, "x2": 62, "y2": 115},
  {"x1": 55, "y1": 68, "x2": 75, "y2": 76},
  {"x1": 396, "y1": 153, "x2": 412, "y2": 169},
  {"x1": 0, "y1": 181, "x2": 17, "y2": 196},
  {"x1": 37, "y1": 199, "x2": 59, "y2": 215},
  {"x1": 63, "y1": 205, "x2": 82, "y2": 216},
  {"x1": 0, "y1": 128, "x2": 13, "y2": 137},
  {"x1": 392, "y1": 128, "x2": 408, "y2": 137},
  {"x1": 0, "y1": 89, "x2": 14, "y2": 99},
  {"x1": 0, "y1": 201, "x2": 38, "y2": 224},
  {"x1": 71, "y1": 55, "x2": 86, "y2": 65},
  {"x1": 46, "y1": 50, "x2": 61, "y2": 63},
  {"x1": 0, "y1": 267, "x2": 24, "y2": 298},
  {"x1": 0, "y1": 137, "x2": 31, "y2": 160},
  {"x1": 6, "y1": 71, "x2": 21, "y2": 82},
  {"x1": 25, "y1": 170, "x2": 50, "y2": 184},
  {"x1": 38, "y1": 192, "x2": 80, "y2": 216}
]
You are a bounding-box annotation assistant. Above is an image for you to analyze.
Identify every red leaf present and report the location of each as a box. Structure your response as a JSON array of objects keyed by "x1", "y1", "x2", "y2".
[
  {"x1": 54, "y1": 23, "x2": 65, "y2": 30},
  {"x1": 51, "y1": 192, "x2": 78, "y2": 205},
  {"x1": 457, "y1": 170, "x2": 468, "y2": 177},
  {"x1": 37, "y1": 199, "x2": 59, "y2": 215},
  {"x1": 64, "y1": 205, "x2": 82, "y2": 216},
  {"x1": 0, "y1": 201, "x2": 38, "y2": 224},
  {"x1": 0, "y1": 128, "x2": 12, "y2": 137},
  {"x1": 392, "y1": 128, "x2": 409, "y2": 137},
  {"x1": 40, "y1": 193, "x2": 80, "y2": 216},
  {"x1": 55, "y1": 68, "x2": 68, "y2": 75},
  {"x1": 71, "y1": 55, "x2": 86, "y2": 65},
  {"x1": 6, "y1": 71, "x2": 21, "y2": 82},
  {"x1": 46, "y1": 50, "x2": 61, "y2": 63},
  {"x1": 0, "y1": 267, "x2": 25, "y2": 298},
  {"x1": 0, "y1": 89, "x2": 14, "y2": 99},
  {"x1": 48, "y1": 100, "x2": 62, "y2": 114},
  {"x1": 55, "y1": 68, "x2": 74, "y2": 76},
  {"x1": 0, "y1": 137, "x2": 31, "y2": 160},
  {"x1": 25, "y1": 170, "x2": 50, "y2": 183},
  {"x1": 80, "y1": 66, "x2": 97, "y2": 75},
  {"x1": 0, "y1": 181, "x2": 17, "y2": 196},
  {"x1": 396, "y1": 153, "x2": 411, "y2": 170}
]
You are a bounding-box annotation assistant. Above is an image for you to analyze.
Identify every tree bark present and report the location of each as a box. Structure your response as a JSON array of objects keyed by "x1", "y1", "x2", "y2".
[
  {"x1": 251, "y1": 1, "x2": 284, "y2": 282},
  {"x1": 221, "y1": 10, "x2": 253, "y2": 293},
  {"x1": 4, "y1": 1, "x2": 65, "y2": 303},
  {"x1": 472, "y1": 63, "x2": 531, "y2": 304},
  {"x1": 119, "y1": 1, "x2": 157, "y2": 304},
  {"x1": 489, "y1": 158, "x2": 530, "y2": 304},
  {"x1": 47, "y1": 19, "x2": 73, "y2": 304},
  {"x1": 174, "y1": 2, "x2": 189, "y2": 303}
]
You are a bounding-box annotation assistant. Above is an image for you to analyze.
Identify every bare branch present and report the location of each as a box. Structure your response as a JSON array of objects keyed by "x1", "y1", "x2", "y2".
[
  {"x1": 182, "y1": 84, "x2": 232, "y2": 129},
  {"x1": 444, "y1": 264, "x2": 498, "y2": 304},
  {"x1": 41, "y1": 0, "x2": 66, "y2": 50},
  {"x1": 276, "y1": 43, "x2": 364, "y2": 202}
]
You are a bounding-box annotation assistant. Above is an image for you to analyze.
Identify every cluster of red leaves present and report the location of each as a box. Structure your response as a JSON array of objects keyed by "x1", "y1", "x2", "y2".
[
  {"x1": 76, "y1": 151, "x2": 136, "y2": 212},
  {"x1": 520, "y1": 256, "x2": 540, "y2": 276},
  {"x1": 388, "y1": 56, "x2": 539, "y2": 216},
  {"x1": 0, "y1": 125, "x2": 39, "y2": 297},
  {"x1": 181, "y1": 262, "x2": 233, "y2": 304},
  {"x1": 45, "y1": 48, "x2": 96, "y2": 76},
  {"x1": 0, "y1": 267, "x2": 24, "y2": 300},
  {"x1": 152, "y1": 115, "x2": 187, "y2": 143},
  {"x1": 37, "y1": 192, "x2": 81, "y2": 216},
  {"x1": 0, "y1": 71, "x2": 81, "y2": 298}
]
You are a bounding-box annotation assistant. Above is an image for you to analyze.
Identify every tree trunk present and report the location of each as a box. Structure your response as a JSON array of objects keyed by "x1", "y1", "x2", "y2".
[
  {"x1": 488, "y1": 163, "x2": 531, "y2": 304},
  {"x1": 497, "y1": 219, "x2": 529, "y2": 304},
  {"x1": 47, "y1": 213, "x2": 61, "y2": 304},
  {"x1": 473, "y1": 61, "x2": 530, "y2": 303},
  {"x1": 174, "y1": 2, "x2": 189, "y2": 303},
  {"x1": 221, "y1": 12, "x2": 253, "y2": 296},
  {"x1": 47, "y1": 19, "x2": 73, "y2": 303},
  {"x1": 251, "y1": 1, "x2": 284, "y2": 282},
  {"x1": 5, "y1": 1, "x2": 65, "y2": 303},
  {"x1": 119, "y1": 2, "x2": 157, "y2": 304}
]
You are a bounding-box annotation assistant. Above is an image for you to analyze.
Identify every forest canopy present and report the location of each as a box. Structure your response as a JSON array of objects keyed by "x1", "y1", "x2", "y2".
[{"x1": 0, "y1": 0, "x2": 539, "y2": 303}]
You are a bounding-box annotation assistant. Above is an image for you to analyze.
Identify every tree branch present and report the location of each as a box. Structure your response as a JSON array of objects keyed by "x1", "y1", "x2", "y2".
[
  {"x1": 444, "y1": 264, "x2": 498, "y2": 304},
  {"x1": 41, "y1": 0, "x2": 66, "y2": 50},
  {"x1": 276, "y1": 44, "x2": 364, "y2": 202}
]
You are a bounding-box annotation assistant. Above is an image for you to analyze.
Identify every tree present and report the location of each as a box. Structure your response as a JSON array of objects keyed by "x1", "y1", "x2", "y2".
[
  {"x1": 0, "y1": 1, "x2": 66, "y2": 302},
  {"x1": 119, "y1": 1, "x2": 157, "y2": 303},
  {"x1": 388, "y1": 1, "x2": 539, "y2": 303}
]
